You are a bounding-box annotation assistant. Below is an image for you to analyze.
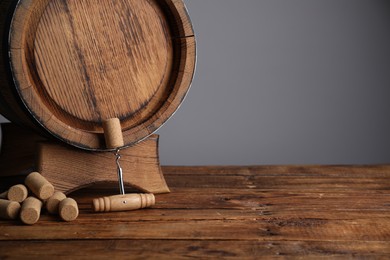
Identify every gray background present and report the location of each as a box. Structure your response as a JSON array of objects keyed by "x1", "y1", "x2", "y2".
[{"x1": 1, "y1": 0, "x2": 390, "y2": 165}]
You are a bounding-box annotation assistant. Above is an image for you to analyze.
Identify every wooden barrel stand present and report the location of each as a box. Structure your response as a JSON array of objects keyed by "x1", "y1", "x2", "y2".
[{"x1": 0, "y1": 123, "x2": 169, "y2": 195}]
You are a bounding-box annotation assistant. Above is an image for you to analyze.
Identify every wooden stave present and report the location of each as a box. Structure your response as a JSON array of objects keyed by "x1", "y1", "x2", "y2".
[{"x1": 0, "y1": 0, "x2": 40, "y2": 130}]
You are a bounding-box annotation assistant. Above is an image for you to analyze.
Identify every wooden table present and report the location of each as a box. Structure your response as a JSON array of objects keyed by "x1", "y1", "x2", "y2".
[{"x1": 1, "y1": 165, "x2": 389, "y2": 258}]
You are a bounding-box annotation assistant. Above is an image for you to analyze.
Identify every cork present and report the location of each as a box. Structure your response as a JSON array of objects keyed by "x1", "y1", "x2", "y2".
[
  {"x1": 25, "y1": 172, "x2": 54, "y2": 200},
  {"x1": 59, "y1": 198, "x2": 79, "y2": 222},
  {"x1": 20, "y1": 196, "x2": 43, "y2": 225},
  {"x1": 92, "y1": 193, "x2": 155, "y2": 212},
  {"x1": 7, "y1": 184, "x2": 28, "y2": 202},
  {"x1": 102, "y1": 118, "x2": 124, "y2": 149},
  {"x1": 46, "y1": 191, "x2": 67, "y2": 214},
  {"x1": 0, "y1": 191, "x2": 7, "y2": 199},
  {"x1": 0, "y1": 199, "x2": 21, "y2": 220}
]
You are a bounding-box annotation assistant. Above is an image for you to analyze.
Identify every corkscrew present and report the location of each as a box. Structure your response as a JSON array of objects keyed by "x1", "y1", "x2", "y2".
[{"x1": 92, "y1": 118, "x2": 155, "y2": 212}]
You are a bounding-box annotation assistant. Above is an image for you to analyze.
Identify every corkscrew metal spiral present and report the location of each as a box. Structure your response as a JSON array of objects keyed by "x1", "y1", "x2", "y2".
[{"x1": 115, "y1": 148, "x2": 125, "y2": 195}]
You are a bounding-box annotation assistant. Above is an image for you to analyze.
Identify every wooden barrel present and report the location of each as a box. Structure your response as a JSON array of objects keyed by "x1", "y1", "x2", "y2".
[{"x1": 0, "y1": 0, "x2": 195, "y2": 151}]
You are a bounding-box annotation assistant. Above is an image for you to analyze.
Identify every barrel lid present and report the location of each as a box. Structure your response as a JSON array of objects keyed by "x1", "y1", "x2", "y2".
[{"x1": 9, "y1": 0, "x2": 195, "y2": 151}]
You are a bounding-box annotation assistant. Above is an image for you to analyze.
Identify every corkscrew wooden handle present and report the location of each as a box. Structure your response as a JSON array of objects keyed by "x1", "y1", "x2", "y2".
[{"x1": 92, "y1": 194, "x2": 155, "y2": 212}]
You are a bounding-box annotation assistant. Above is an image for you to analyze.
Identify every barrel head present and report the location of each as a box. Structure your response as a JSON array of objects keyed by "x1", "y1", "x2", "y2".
[{"x1": 8, "y1": 0, "x2": 195, "y2": 151}]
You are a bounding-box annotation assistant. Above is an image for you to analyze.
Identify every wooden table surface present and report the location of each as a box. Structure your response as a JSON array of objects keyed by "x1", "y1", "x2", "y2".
[{"x1": 0, "y1": 165, "x2": 389, "y2": 259}]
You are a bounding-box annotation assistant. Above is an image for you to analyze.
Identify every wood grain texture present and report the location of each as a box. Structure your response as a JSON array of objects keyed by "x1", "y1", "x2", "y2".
[
  {"x1": 37, "y1": 135, "x2": 170, "y2": 194},
  {"x1": 0, "y1": 240, "x2": 388, "y2": 259},
  {"x1": 2, "y1": 0, "x2": 196, "y2": 151},
  {"x1": 0, "y1": 165, "x2": 389, "y2": 258}
]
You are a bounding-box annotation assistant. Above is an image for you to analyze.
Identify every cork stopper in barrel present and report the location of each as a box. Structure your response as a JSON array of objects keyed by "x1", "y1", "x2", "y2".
[
  {"x1": 102, "y1": 118, "x2": 124, "y2": 149},
  {"x1": 20, "y1": 196, "x2": 42, "y2": 225},
  {"x1": 0, "y1": 199, "x2": 21, "y2": 220},
  {"x1": 25, "y1": 172, "x2": 54, "y2": 200}
]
